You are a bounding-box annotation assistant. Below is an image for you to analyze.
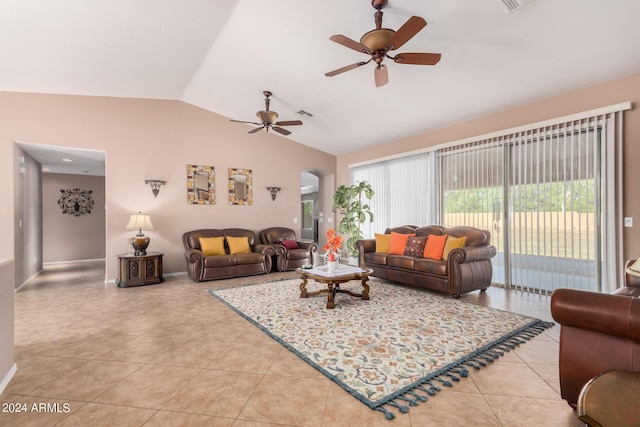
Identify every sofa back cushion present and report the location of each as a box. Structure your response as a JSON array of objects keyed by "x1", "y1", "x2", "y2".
[
  {"x1": 442, "y1": 226, "x2": 490, "y2": 247},
  {"x1": 260, "y1": 227, "x2": 296, "y2": 245}
]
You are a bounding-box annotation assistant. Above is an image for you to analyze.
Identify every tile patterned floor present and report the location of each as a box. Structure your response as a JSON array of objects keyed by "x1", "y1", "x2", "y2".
[{"x1": 1, "y1": 262, "x2": 587, "y2": 426}]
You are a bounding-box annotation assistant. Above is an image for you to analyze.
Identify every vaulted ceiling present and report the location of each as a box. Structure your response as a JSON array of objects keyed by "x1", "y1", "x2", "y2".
[{"x1": 3, "y1": 0, "x2": 640, "y2": 158}]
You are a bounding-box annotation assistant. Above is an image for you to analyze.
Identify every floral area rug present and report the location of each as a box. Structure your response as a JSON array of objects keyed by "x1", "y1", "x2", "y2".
[{"x1": 208, "y1": 278, "x2": 553, "y2": 419}]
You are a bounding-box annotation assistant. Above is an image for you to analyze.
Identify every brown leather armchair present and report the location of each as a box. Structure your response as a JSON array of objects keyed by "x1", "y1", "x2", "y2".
[
  {"x1": 550, "y1": 264, "x2": 640, "y2": 408},
  {"x1": 259, "y1": 227, "x2": 317, "y2": 272}
]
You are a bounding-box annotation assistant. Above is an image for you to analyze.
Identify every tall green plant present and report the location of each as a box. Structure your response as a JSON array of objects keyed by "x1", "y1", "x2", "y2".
[{"x1": 332, "y1": 181, "x2": 374, "y2": 258}]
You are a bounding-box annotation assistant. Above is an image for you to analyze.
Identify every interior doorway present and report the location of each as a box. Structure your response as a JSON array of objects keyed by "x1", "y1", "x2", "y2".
[{"x1": 300, "y1": 171, "x2": 319, "y2": 242}]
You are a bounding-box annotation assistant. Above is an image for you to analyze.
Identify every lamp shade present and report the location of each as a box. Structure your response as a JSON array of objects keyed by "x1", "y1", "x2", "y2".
[{"x1": 126, "y1": 214, "x2": 154, "y2": 230}]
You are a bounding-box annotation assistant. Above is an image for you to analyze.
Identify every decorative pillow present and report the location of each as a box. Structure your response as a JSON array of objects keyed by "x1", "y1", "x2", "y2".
[
  {"x1": 404, "y1": 235, "x2": 427, "y2": 257},
  {"x1": 442, "y1": 236, "x2": 467, "y2": 261},
  {"x1": 280, "y1": 239, "x2": 300, "y2": 250},
  {"x1": 374, "y1": 233, "x2": 391, "y2": 253},
  {"x1": 226, "y1": 236, "x2": 252, "y2": 255},
  {"x1": 199, "y1": 236, "x2": 226, "y2": 256},
  {"x1": 388, "y1": 232, "x2": 415, "y2": 255},
  {"x1": 423, "y1": 234, "x2": 448, "y2": 260}
]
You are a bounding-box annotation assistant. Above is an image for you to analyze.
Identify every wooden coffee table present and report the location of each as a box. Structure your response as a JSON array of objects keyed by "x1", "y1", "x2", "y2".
[{"x1": 297, "y1": 265, "x2": 373, "y2": 309}]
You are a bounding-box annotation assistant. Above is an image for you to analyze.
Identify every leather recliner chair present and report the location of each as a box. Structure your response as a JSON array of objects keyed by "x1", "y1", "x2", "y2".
[
  {"x1": 550, "y1": 261, "x2": 640, "y2": 408},
  {"x1": 259, "y1": 227, "x2": 317, "y2": 272}
]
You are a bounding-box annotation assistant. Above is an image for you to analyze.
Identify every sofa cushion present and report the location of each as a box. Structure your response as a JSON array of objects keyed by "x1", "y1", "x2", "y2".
[
  {"x1": 375, "y1": 233, "x2": 391, "y2": 253},
  {"x1": 227, "y1": 236, "x2": 252, "y2": 254},
  {"x1": 364, "y1": 252, "x2": 389, "y2": 266},
  {"x1": 204, "y1": 255, "x2": 236, "y2": 268},
  {"x1": 389, "y1": 232, "x2": 415, "y2": 255},
  {"x1": 280, "y1": 239, "x2": 300, "y2": 250},
  {"x1": 414, "y1": 258, "x2": 447, "y2": 275},
  {"x1": 199, "y1": 236, "x2": 226, "y2": 256},
  {"x1": 235, "y1": 253, "x2": 266, "y2": 265},
  {"x1": 442, "y1": 236, "x2": 467, "y2": 260},
  {"x1": 388, "y1": 255, "x2": 415, "y2": 270},
  {"x1": 404, "y1": 235, "x2": 427, "y2": 257},
  {"x1": 423, "y1": 234, "x2": 448, "y2": 259}
]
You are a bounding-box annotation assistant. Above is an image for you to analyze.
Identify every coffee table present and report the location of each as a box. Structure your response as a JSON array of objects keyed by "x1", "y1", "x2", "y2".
[{"x1": 297, "y1": 265, "x2": 373, "y2": 309}]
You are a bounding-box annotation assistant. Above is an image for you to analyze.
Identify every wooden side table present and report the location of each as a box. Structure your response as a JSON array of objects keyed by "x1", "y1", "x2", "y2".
[{"x1": 116, "y1": 252, "x2": 164, "y2": 287}]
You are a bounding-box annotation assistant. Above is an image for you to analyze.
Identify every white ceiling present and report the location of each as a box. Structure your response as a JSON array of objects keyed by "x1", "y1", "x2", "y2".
[{"x1": 3, "y1": 0, "x2": 640, "y2": 168}]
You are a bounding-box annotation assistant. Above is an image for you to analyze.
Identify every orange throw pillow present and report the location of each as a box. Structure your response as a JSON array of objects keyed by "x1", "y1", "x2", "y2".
[
  {"x1": 423, "y1": 234, "x2": 448, "y2": 259},
  {"x1": 388, "y1": 232, "x2": 415, "y2": 255}
]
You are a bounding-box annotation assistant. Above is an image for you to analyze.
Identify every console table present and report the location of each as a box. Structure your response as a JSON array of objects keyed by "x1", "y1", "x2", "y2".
[{"x1": 116, "y1": 252, "x2": 164, "y2": 287}]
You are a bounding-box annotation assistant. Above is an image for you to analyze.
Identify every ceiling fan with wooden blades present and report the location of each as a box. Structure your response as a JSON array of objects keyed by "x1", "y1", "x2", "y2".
[
  {"x1": 325, "y1": 0, "x2": 441, "y2": 87},
  {"x1": 230, "y1": 91, "x2": 302, "y2": 136}
]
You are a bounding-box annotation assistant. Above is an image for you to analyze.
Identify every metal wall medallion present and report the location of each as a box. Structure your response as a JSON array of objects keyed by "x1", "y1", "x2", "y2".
[{"x1": 58, "y1": 188, "x2": 95, "y2": 216}]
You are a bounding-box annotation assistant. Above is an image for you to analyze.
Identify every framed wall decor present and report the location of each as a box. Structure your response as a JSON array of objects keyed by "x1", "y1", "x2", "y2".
[
  {"x1": 228, "y1": 168, "x2": 252, "y2": 205},
  {"x1": 58, "y1": 188, "x2": 95, "y2": 216},
  {"x1": 187, "y1": 164, "x2": 215, "y2": 205}
]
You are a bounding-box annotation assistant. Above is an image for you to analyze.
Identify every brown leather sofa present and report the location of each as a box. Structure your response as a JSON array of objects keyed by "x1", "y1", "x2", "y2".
[
  {"x1": 356, "y1": 225, "x2": 497, "y2": 298},
  {"x1": 259, "y1": 227, "x2": 317, "y2": 271},
  {"x1": 182, "y1": 229, "x2": 274, "y2": 282},
  {"x1": 550, "y1": 263, "x2": 640, "y2": 408}
]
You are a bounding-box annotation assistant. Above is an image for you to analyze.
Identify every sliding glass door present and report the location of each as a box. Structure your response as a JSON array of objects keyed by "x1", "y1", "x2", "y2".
[{"x1": 439, "y1": 122, "x2": 603, "y2": 293}]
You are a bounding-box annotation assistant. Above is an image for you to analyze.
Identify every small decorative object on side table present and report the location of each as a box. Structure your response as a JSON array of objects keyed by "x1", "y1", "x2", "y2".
[{"x1": 116, "y1": 252, "x2": 164, "y2": 288}]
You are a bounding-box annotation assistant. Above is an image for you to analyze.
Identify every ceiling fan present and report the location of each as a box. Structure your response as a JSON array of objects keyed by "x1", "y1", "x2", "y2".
[
  {"x1": 325, "y1": 0, "x2": 441, "y2": 87},
  {"x1": 230, "y1": 91, "x2": 302, "y2": 136}
]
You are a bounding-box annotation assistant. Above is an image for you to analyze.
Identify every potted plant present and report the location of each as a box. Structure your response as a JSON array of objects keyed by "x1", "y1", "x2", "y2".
[{"x1": 332, "y1": 180, "x2": 374, "y2": 259}]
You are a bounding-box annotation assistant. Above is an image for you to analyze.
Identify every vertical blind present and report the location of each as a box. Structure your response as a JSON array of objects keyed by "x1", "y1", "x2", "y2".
[
  {"x1": 349, "y1": 103, "x2": 629, "y2": 292},
  {"x1": 351, "y1": 152, "x2": 437, "y2": 238}
]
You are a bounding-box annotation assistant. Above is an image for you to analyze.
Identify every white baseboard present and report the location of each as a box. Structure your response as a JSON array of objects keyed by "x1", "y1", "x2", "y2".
[
  {"x1": 0, "y1": 363, "x2": 17, "y2": 395},
  {"x1": 104, "y1": 271, "x2": 187, "y2": 284},
  {"x1": 43, "y1": 258, "x2": 105, "y2": 266}
]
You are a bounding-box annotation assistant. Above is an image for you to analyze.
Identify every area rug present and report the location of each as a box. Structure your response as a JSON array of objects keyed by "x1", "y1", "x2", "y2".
[{"x1": 208, "y1": 278, "x2": 553, "y2": 419}]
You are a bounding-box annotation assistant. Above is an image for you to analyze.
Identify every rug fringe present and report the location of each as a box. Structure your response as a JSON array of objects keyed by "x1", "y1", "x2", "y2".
[{"x1": 376, "y1": 319, "x2": 554, "y2": 420}]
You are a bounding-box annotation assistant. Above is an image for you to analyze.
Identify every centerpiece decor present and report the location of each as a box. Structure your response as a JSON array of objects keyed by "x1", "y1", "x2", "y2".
[{"x1": 322, "y1": 228, "x2": 343, "y2": 273}]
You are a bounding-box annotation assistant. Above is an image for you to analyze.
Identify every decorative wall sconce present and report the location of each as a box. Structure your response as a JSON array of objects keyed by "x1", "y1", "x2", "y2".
[
  {"x1": 145, "y1": 180, "x2": 166, "y2": 198},
  {"x1": 267, "y1": 186, "x2": 281, "y2": 201}
]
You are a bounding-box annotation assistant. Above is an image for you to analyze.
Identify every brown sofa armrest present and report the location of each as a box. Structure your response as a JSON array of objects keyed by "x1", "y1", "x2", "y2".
[
  {"x1": 253, "y1": 244, "x2": 275, "y2": 257},
  {"x1": 447, "y1": 245, "x2": 497, "y2": 264},
  {"x1": 298, "y1": 241, "x2": 317, "y2": 252},
  {"x1": 356, "y1": 239, "x2": 376, "y2": 267},
  {"x1": 184, "y1": 249, "x2": 204, "y2": 282},
  {"x1": 551, "y1": 288, "x2": 640, "y2": 341}
]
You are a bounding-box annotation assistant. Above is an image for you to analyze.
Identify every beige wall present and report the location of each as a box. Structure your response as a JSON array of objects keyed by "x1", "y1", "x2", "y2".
[
  {"x1": 0, "y1": 92, "x2": 336, "y2": 281},
  {"x1": 43, "y1": 173, "x2": 106, "y2": 263},
  {"x1": 337, "y1": 72, "x2": 640, "y2": 261}
]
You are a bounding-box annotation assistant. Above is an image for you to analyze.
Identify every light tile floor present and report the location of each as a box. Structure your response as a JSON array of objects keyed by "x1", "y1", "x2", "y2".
[{"x1": 1, "y1": 262, "x2": 587, "y2": 426}]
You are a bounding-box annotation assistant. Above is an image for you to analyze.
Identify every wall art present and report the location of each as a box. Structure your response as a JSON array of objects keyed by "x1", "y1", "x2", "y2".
[
  {"x1": 228, "y1": 168, "x2": 252, "y2": 205},
  {"x1": 58, "y1": 188, "x2": 95, "y2": 216},
  {"x1": 187, "y1": 164, "x2": 215, "y2": 205}
]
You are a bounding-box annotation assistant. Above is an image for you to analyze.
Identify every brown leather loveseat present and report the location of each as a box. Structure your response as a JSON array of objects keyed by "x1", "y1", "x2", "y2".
[
  {"x1": 356, "y1": 225, "x2": 496, "y2": 298},
  {"x1": 183, "y1": 228, "x2": 274, "y2": 282},
  {"x1": 550, "y1": 262, "x2": 640, "y2": 408}
]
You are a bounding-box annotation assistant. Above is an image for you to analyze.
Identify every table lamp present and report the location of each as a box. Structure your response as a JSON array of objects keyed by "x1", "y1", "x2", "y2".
[{"x1": 126, "y1": 212, "x2": 154, "y2": 256}]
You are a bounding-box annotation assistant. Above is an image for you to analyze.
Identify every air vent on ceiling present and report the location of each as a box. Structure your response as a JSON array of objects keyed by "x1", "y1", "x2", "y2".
[{"x1": 496, "y1": 0, "x2": 536, "y2": 14}]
